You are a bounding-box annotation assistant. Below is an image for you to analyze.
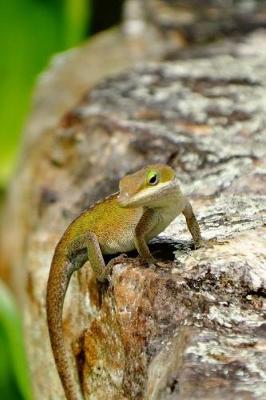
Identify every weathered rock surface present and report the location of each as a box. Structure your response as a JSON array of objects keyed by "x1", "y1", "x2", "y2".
[
  {"x1": 1, "y1": 2, "x2": 266, "y2": 400},
  {"x1": 17, "y1": 49, "x2": 266, "y2": 399},
  {"x1": 143, "y1": 0, "x2": 266, "y2": 44}
]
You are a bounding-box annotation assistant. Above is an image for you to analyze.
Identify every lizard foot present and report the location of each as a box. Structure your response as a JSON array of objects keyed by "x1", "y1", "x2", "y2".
[
  {"x1": 139, "y1": 256, "x2": 162, "y2": 269},
  {"x1": 199, "y1": 237, "x2": 229, "y2": 249}
]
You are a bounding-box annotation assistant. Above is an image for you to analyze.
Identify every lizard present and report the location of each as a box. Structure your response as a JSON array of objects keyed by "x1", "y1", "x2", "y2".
[{"x1": 46, "y1": 163, "x2": 202, "y2": 400}]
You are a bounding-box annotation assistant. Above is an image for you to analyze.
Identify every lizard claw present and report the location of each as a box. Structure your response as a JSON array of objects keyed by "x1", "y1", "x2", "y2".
[
  {"x1": 195, "y1": 237, "x2": 229, "y2": 249},
  {"x1": 193, "y1": 239, "x2": 204, "y2": 250},
  {"x1": 139, "y1": 256, "x2": 161, "y2": 269}
]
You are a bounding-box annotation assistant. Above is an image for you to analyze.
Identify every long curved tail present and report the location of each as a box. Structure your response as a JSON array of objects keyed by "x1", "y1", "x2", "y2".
[{"x1": 46, "y1": 249, "x2": 83, "y2": 400}]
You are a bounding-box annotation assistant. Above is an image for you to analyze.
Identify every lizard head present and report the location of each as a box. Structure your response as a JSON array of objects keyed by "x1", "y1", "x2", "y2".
[{"x1": 117, "y1": 164, "x2": 181, "y2": 208}]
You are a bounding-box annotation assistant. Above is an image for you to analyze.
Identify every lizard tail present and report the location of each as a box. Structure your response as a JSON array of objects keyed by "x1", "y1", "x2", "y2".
[{"x1": 46, "y1": 248, "x2": 83, "y2": 400}]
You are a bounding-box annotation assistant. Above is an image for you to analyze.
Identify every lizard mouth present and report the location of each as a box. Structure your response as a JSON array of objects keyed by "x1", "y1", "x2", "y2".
[
  {"x1": 118, "y1": 178, "x2": 180, "y2": 208},
  {"x1": 117, "y1": 191, "x2": 131, "y2": 206}
]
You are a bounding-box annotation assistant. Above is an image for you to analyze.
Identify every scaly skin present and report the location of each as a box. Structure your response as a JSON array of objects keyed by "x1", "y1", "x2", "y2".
[{"x1": 46, "y1": 164, "x2": 202, "y2": 400}]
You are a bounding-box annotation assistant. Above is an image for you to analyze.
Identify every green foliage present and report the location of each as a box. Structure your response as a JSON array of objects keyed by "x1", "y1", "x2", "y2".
[
  {"x1": 0, "y1": 0, "x2": 90, "y2": 186},
  {"x1": 0, "y1": 281, "x2": 32, "y2": 400}
]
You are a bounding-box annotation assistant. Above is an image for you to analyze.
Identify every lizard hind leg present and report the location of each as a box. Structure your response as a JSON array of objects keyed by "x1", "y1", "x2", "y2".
[
  {"x1": 68, "y1": 231, "x2": 108, "y2": 282},
  {"x1": 85, "y1": 231, "x2": 109, "y2": 282}
]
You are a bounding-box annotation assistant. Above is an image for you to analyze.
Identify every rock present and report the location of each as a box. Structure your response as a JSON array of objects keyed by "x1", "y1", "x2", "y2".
[
  {"x1": 144, "y1": 0, "x2": 266, "y2": 41},
  {"x1": 20, "y1": 49, "x2": 266, "y2": 399},
  {"x1": 1, "y1": 2, "x2": 266, "y2": 400}
]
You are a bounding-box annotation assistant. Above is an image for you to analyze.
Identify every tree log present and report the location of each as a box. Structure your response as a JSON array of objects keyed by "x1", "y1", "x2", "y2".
[{"x1": 1, "y1": 4, "x2": 266, "y2": 400}]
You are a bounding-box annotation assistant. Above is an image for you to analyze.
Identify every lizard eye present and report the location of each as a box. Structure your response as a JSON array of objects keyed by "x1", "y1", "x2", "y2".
[{"x1": 148, "y1": 172, "x2": 159, "y2": 186}]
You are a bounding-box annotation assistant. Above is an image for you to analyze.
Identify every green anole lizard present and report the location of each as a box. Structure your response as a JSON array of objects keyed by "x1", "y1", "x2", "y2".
[{"x1": 46, "y1": 164, "x2": 202, "y2": 400}]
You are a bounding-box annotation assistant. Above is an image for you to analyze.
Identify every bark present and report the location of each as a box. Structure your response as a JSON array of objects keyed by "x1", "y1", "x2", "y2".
[{"x1": 1, "y1": 2, "x2": 266, "y2": 400}]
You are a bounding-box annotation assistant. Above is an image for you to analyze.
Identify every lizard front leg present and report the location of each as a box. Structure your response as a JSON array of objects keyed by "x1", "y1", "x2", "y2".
[
  {"x1": 134, "y1": 208, "x2": 159, "y2": 264},
  {"x1": 182, "y1": 200, "x2": 202, "y2": 248}
]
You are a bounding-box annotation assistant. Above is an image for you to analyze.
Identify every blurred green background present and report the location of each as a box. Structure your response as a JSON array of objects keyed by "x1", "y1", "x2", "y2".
[{"x1": 0, "y1": 0, "x2": 123, "y2": 398}]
